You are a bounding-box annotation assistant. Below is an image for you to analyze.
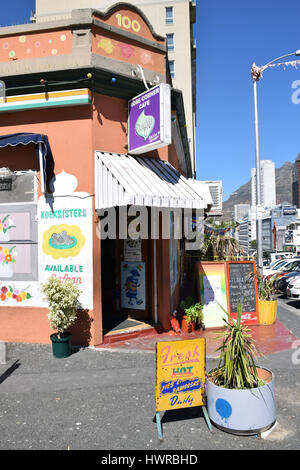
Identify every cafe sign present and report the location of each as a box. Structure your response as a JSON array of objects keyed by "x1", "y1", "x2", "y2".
[{"x1": 128, "y1": 83, "x2": 171, "y2": 154}]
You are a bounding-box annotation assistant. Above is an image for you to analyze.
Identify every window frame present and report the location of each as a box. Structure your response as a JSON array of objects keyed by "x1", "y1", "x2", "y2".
[
  {"x1": 165, "y1": 6, "x2": 174, "y2": 24},
  {"x1": 169, "y1": 60, "x2": 175, "y2": 78},
  {"x1": 0, "y1": 203, "x2": 38, "y2": 282},
  {"x1": 166, "y1": 33, "x2": 175, "y2": 52}
]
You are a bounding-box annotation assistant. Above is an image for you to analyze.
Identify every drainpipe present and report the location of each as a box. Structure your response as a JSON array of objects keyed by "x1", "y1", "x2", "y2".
[
  {"x1": 153, "y1": 238, "x2": 158, "y2": 324},
  {"x1": 38, "y1": 142, "x2": 45, "y2": 193}
]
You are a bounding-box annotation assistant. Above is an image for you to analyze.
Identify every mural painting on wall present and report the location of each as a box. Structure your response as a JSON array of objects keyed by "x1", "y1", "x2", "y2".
[
  {"x1": 0, "y1": 212, "x2": 36, "y2": 306},
  {"x1": 95, "y1": 35, "x2": 156, "y2": 69},
  {"x1": 121, "y1": 261, "x2": 146, "y2": 310},
  {"x1": 93, "y1": 8, "x2": 163, "y2": 72},
  {"x1": 0, "y1": 31, "x2": 72, "y2": 62},
  {"x1": 38, "y1": 192, "x2": 93, "y2": 310}
]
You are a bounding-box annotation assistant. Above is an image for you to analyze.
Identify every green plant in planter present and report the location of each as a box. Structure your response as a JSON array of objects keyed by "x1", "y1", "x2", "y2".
[
  {"x1": 208, "y1": 298, "x2": 265, "y2": 389},
  {"x1": 180, "y1": 296, "x2": 204, "y2": 328},
  {"x1": 42, "y1": 277, "x2": 82, "y2": 338},
  {"x1": 255, "y1": 271, "x2": 277, "y2": 301},
  {"x1": 179, "y1": 295, "x2": 194, "y2": 313}
]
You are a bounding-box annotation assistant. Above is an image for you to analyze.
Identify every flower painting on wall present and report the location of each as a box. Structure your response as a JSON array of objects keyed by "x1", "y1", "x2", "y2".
[
  {"x1": 0, "y1": 245, "x2": 17, "y2": 278},
  {"x1": 0, "y1": 215, "x2": 15, "y2": 241}
]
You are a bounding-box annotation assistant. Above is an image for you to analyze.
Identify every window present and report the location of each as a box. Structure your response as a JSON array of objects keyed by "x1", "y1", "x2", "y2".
[
  {"x1": 0, "y1": 204, "x2": 38, "y2": 282},
  {"x1": 0, "y1": 169, "x2": 38, "y2": 282},
  {"x1": 0, "y1": 171, "x2": 37, "y2": 204},
  {"x1": 166, "y1": 33, "x2": 174, "y2": 52},
  {"x1": 169, "y1": 60, "x2": 175, "y2": 78},
  {"x1": 165, "y1": 6, "x2": 174, "y2": 24}
]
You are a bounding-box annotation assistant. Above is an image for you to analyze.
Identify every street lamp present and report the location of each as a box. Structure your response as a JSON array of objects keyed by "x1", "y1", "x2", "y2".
[{"x1": 251, "y1": 50, "x2": 300, "y2": 274}]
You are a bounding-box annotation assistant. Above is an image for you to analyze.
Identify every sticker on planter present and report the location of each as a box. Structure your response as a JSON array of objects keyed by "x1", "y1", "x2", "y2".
[{"x1": 215, "y1": 398, "x2": 232, "y2": 426}]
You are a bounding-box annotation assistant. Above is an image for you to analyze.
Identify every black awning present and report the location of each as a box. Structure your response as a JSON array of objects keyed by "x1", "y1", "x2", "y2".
[{"x1": 0, "y1": 132, "x2": 54, "y2": 192}]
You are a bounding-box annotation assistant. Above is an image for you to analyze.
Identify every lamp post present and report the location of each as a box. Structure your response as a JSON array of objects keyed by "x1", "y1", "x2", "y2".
[{"x1": 251, "y1": 50, "x2": 300, "y2": 274}]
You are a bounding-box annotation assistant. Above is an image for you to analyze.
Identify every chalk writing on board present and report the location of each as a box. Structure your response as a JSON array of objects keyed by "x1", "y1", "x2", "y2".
[{"x1": 228, "y1": 263, "x2": 256, "y2": 313}]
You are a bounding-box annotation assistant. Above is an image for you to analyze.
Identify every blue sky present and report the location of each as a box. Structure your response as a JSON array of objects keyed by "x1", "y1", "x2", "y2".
[
  {"x1": 2, "y1": 1, "x2": 300, "y2": 202},
  {"x1": 0, "y1": 0, "x2": 35, "y2": 27},
  {"x1": 196, "y1": 0, "x2": 300, "y2": 200}
]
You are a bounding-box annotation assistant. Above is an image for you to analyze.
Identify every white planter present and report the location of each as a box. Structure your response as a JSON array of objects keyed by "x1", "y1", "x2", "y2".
[
  {"x1": 0, "y1": 262, "x2": 13, "y2": 278},
  {"x1": 206, "y1": 367, "x2": 276, "y2": 435}
]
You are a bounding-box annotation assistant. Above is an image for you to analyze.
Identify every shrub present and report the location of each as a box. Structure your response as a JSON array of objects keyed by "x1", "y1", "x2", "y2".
[{"x1": 42, "y1": 277, "x2": 82, "y2": 338}]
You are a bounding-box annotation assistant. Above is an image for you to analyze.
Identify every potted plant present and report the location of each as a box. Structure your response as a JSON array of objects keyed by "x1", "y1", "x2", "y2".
[
  {"x1": 179, "y1": 296, "x2": 204, "y2": 332},
  {"x1": 256, "y1": 271, "x2": 277, "y2": 325},
  {"x1": 42, "y1": 277, "x2": 82, "y2": 358},
  {"x1": 206, "y1": 298, "x2": 276, "y2": 435}
]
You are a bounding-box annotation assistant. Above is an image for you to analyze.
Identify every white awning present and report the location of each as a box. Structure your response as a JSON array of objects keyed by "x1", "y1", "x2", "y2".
[{"x1": 94, "y1": 151, "x2": 213, "y2": 211}]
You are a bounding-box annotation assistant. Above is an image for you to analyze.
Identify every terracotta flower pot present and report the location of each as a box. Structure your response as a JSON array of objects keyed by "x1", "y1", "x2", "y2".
[{"x1": 181, "y1": 315, "x2": 196, "y2": 333}]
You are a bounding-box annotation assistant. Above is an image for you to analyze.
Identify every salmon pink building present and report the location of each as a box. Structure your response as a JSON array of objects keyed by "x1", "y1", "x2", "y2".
[{"x1": 0, "y1": 4, "x2": 211, "y2": 346}]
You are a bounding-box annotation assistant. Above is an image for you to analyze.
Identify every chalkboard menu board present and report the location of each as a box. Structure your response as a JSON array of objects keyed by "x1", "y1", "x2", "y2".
[{"x1": 227, "y1": 262, "x2": 258, "y2": 324}]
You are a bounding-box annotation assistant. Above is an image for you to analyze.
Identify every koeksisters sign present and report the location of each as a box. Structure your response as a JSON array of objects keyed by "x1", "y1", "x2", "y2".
[
  {"x1": 128, "y1": 83, "x2": 171, "y2": 154},
  {"x1": 38, "y1": 193, "x2": 93, "y2": 309}
]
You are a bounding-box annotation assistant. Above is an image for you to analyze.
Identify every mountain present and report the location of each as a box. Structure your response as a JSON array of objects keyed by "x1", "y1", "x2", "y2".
[{"x1": 222, "y1": 161, "x2": 294, "y2": 221}]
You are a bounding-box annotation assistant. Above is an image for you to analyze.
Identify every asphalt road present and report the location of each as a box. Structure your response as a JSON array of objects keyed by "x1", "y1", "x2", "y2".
[{"x1": 0, "y1": 299, "x2": 299, "y2": 454}]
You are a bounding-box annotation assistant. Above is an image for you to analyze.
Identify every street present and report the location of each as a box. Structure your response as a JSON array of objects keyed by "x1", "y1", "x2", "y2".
[{"x1": 0, "y1": 298, "x2": 299, "y2": 453}]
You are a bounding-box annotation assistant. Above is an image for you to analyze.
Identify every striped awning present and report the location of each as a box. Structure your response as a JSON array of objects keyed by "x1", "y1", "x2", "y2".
[{"x1": 94, "y1": 151, "x2": 213, "y2": 210}]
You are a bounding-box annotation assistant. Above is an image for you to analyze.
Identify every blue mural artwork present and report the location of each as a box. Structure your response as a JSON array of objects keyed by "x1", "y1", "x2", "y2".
[
  {"x1": 215, "y1": 398, "x2": 232, "y2": 424},
  {"x1": 125, "y1": 268, "x2": 143, "y2": 306},
  {"x1": 121, "y1": 261, "x2": 146, "y2": 310}
]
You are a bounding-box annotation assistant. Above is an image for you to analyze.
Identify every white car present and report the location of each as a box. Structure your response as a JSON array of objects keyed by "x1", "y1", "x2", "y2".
[
  {"x1": 263, "y1": 260, "x2": 290, "y2": 278},
  {"x1": 263, "y1": 259, "x2": 287, "y2": 274},
  {"x1": 287, "y1": 278, "x2": 300, "y2": 299},
  {"x1": 263, "y1": 258, "x2": 300, "y2": 278}
]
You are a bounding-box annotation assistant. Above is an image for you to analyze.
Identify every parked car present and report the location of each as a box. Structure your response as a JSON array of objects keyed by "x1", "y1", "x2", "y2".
[
  {"x1": 263, "y1": 259, "x2": 291, "y2": 278},
  {"x1": 263, "y1": 259, "x2": 289, "y2": 277},
  {"x1": 287, "y1": 278, "x2": 300, "y2": 299},
  {"x1": 266, "y1": 259, "x2": 300, "y2": 281},
  {"x1": 276, "y1": 268, "x2": 300, "y2": 295}
]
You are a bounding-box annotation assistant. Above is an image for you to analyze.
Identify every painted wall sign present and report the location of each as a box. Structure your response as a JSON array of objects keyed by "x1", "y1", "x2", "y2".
[
  {"x1": 197, "y1": 261, "x2": 258, "y2": 327},
  {"x1": 197, "y1": 262, "x2": 229, "y2": 328},
  {"x1": 128, "y1": 84, "x2": 171, "y2": 155},
  {"x1": 120, "y1": 261, "x2": 145, "y2": 310},
  {"x1": 156, "y1": 338, "x2": 206, "y2": 412},
  {"x1": 38, "y1": 193, "x2": 93, "y2": 310}
]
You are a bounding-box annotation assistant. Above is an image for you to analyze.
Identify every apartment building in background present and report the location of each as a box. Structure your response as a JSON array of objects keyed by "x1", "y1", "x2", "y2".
[
  {"x1": 251, "y1": 159, "x2": 276, "y2": 207},
  {"x1": 201, "y1": 180, "x2": 222, "y2": 216},
  {"x1": 233, "y1": 204, "x2": 250, "y2": 223},
  {"x1": 32, "y1": 0, "x2": 197, "y2": 177}
]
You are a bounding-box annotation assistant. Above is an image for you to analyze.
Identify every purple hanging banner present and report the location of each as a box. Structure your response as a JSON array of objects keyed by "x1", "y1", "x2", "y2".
[{"x1": 128, "y1": 83, "x2": 171, "y2": 155}]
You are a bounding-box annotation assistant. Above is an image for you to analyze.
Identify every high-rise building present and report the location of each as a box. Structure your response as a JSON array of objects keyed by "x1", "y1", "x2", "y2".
[
  {"x1": 292, "y1": 153, "x2": 300, "y2": 208},
  {"x1": 251, "y1": 160, "x2": 276, "y2": 207},
  {"x1": 32, "y1": 0, "x2": 197, "y2": 177},
  {"x1": 233, "y1": 204, "x2": 250, "y2": 223},
  {"x1": 201, "y1": 180, "x2": 222, "y2": 216}
]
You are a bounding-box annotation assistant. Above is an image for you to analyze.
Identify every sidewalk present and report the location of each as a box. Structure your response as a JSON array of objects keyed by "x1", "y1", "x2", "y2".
[
  {"x1": 95, "y1": 317, "x2": 298, "y2": 358},
  {"x1": 0, "y1": 302, "x2": 299, "y2": 451}
]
